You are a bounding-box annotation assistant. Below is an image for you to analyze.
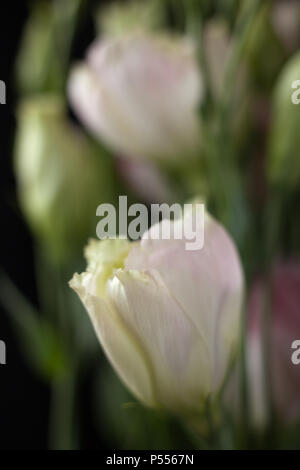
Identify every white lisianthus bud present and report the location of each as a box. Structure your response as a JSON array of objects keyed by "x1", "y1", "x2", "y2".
[
  {"x1": 68, "y1": 34, "x2": 202, "y2": 163},
  {"x1": 70, "y1": 206, "x2": 244, "y2": 414}
]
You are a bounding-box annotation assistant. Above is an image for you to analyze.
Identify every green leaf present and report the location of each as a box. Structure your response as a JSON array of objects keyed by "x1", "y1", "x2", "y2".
[{"x1": 0, "y1": 270, "x2": 68, "y2": 380}]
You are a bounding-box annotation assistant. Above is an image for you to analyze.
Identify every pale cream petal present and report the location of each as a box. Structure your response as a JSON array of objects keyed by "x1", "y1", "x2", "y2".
[{"x1": 69, "y1": 272, "x2": 156, "y2": 406}]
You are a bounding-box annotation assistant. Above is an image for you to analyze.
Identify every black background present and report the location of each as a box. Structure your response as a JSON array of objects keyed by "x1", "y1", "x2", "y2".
[
  {"x1": 0, "y1": 2, "x2": 48, "y2": 449},
  {"x1": 0, "y1": 1, "x2": 107, "y2": 449}
]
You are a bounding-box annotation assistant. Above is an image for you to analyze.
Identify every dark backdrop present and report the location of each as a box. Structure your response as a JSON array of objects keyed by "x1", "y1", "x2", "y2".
[
  {"x1": 0, "y1": 2, "x2": 48, "y2": 450},
  {"x1": 0, "y1": 1, "x2": 108, "y2": 450}
]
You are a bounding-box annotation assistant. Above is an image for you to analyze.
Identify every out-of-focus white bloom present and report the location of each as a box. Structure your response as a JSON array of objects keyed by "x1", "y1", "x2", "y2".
[
  {"x1": 68, "y1": 34, "x2": 202, "y2": 163},
  {"x1": 70, "y1": 206, "x2": 244, "y2": 413}
]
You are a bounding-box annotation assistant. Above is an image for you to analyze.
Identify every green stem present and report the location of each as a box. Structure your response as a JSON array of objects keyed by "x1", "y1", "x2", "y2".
[
  {"x1": 34, "y1": 251, "x2": 79, "y2": 449},
  {"x1": 220, "y1": 0, "x2": 265, "y2": 124},
  {"x1": 49, "y1": 264, "x2": 79, "y2": 449},
  {"x1": 49, "y1": 359, "x2": 79, "y2": 450},
  {"x1": 239, "y1": 297, "x2": 250, "y2": 445},
  {"x1": 260, "y1": 192, "x2": 282, "y2": 435},
  {"x1": 184, "y1": 0, "x2": 214, "y2": 111}
]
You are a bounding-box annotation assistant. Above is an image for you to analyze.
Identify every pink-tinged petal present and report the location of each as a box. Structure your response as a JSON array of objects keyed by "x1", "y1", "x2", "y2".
[
  {"x1": 68, "y1": 34, "x2": 202, "y2": 162},
  {"x1": 115, "y1": 156, "x2": 174, "y2": 204},
  {"x1": 126, "y1": 210, "x2": 244, "y2": 390}
]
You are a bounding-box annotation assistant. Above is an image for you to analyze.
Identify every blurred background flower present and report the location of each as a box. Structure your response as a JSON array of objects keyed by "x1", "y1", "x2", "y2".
[
  {"x1": 68, "y1": 33, "x2": 202, "y2": 164},
  {"x1": 267, "y1": 51, "x2": 300, "y2": 190},
  {"x1": 14, "y1": 94, "x2": 114, "y2": 263},
  {"x1": 247, "y1": 261, "x2": 300, "y2": 428}
]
